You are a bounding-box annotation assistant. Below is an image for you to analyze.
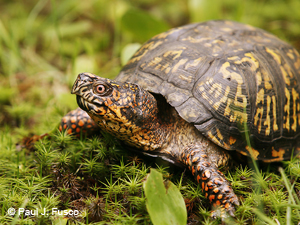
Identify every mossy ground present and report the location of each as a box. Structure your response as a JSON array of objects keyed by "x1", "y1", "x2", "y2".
[{"x1": 1, "y1": 0, "x2": 300, "y2": 224}]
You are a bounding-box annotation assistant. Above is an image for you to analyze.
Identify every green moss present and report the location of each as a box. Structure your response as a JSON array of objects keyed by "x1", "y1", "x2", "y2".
[{"x1": 1, "y1": 0, "x2": 300, "y2": 224}]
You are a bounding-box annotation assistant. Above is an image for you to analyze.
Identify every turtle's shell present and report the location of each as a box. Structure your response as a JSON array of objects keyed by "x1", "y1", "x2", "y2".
[{"x1": 116, "y1": 20, "x2": 300, "y2": 162}]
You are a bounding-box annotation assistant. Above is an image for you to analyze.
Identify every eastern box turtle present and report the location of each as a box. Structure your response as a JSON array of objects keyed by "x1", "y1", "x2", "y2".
[{"x1": 61, "y1": 20, "x2": 300, "y2": 217}]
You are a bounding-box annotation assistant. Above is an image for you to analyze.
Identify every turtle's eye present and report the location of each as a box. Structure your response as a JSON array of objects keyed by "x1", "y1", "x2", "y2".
[
  {"x1": 94, "y1": 83, "x2": 112, "y2": 96},
  {"x1": 96, "y1": 84, "x2": 106, "y2": 93}
]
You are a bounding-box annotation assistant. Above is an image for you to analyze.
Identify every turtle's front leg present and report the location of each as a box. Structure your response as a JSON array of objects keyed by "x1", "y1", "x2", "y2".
[
  {"x1": 180, "y1": 143, "x2": 239, "y2": 218},
  {"x1": 59, "y1": 107, "x2": 101, "y2": 138}
]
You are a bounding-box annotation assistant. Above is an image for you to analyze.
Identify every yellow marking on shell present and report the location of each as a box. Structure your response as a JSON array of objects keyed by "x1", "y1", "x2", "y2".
[
  {"x1": 256, "y1": 71, "x2": 262, "y2": 86},
  {"x1": 220, "y1": 27, "x2": 233, "y2": 32},
  {"x1": 280, "y1": 66, "x2": 291, "y2": 86},
  {"x1": 230, "y1": 53, "x2": 260, "y2": 72},
  {"x1": 199, "y1": 85, "x2": 204, "y2": 92},
  {"x1": 272, "y1": 96, "x2": 279, "y2": 131},
  {"x1": 284, "y1": 87, "x2": 290, "y2": 131},
  {"x1": 265, "y1": 47, "x2": 281, "y2": 64},
  {"x1": 286, "y1": 50, "x2": 294, "y2": 60},
  {"x1": 291, "y1": 88, "x2": 299, "y2": 132},
  {"x1": 212, "y1": 39, "x2": 224, "y2": 45},
  {"x1": 294, "y1": 49, "x2": 300, "y2": 70},
  {"x1": 182, "y1": 36, "x2": 211, "y2": 43},
  {"x1": 254, "y1": 88, "x2": 264, "y2": 133},
  {"x1": 127, "y1": 40, "x2": 165, "y2": 64},
  {"x1": 264, "y1": 95, "x2": 271, "y2": 135},
  {"x1": 224, "y1": 98, "x2": 232, "y2": 117},
  {"x1": 165, "y1": 67, "x2": 171, "y2": 74},
  {"x1": 207, "y1": 131, "x2": 229, "y2": 149},
  {"x1": 238, "y1": 151, "x2": 248, "y2": 157},
  {"x1": 227, "y1": 56, "x2": 240, "y2": 61},
  {"x1": 220, "y1": 62, "x2": 248, "y2": 119},
  {"x1": 179, "y1": 74, "x2": 193, "y2": 82},
  {"x1": 185, "y1": 57, "x2": 203, "y2": 69},
  {"x1": 230, "y1": 110, "x2": 248, "y2": 124},
  {"x1": 147, "y1": 57, "x2": 162, "y2": 67},
  {"x1": 216, "y1": 128, "x2": 229, "y2": 149},
  {"x1": 160, "y1": 62, "x2": 170, "y2": 72},
  {"x1": 148, "y1": 40, "x2": 163, "y2": 50},
  {"x1": 220, "y1": 86, "x2": 230, "y2": 103},
  {"x1": 128, "y1": 50, "x2": 148, "y2": 64},
  {"x1": 261, "y1": 68, "x2": 273, "y2": 90},
  {"x1": 245, "y1": 146, "x2": 259, "y2": 160},
  {"x1": 202, "y1": 92, "x2": 213, "y2": 105},
  {"x1": 155, "y1": 64, "x2": 162, "y2": 70},
  {"x1": 213, "y1": 102, "x2": 220, "y2": 111},
  {"x1": 229, "y1": 136, "x2": 236, "y2": 145},
  {"x1": 298, "y1": 103, "x2": 300, "y2": 126},
  {"x1": 153, "y1": 27, "x2": 183, "y2": 39},
  {"x1": 172, "y1": 58, "x2": 189, "y2": 73},
  {"x1": 209, "y1": 83, "x2": 222, "y2": 98},
  {"x1": 163, "y1": 50, "x2": 184, "y2": 60},
  {"x1": 271, "y1": 148, "x2": 285, "y2": 160}
]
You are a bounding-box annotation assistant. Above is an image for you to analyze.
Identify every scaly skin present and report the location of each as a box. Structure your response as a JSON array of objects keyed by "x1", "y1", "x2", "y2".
[
  {"x1": 65, "y1": 72, "x2": 240, "y2": 217},
  {"x1": 59, "y1": 108, "x2": 100, "y2": 138},
  {"x1": 180, "y1": 144, "x2": 239, "y2": 217}
]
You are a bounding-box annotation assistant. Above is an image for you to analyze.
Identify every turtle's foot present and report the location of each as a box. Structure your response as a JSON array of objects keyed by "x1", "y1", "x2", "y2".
[
  {"x1": 180, "y1": 145, "x2": 239, "y2": 218},
  {"x1": 59, "y1": 107, "x2": 100, "y2": 138},
  {"x1": 199, "y1": 163, "x2": 239, "y2": 218}
]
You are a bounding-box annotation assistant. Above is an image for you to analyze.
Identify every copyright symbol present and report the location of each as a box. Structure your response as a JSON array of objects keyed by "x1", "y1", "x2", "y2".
[{"x1": 7, "y1": 207, "x2": 16, "y2": 216}]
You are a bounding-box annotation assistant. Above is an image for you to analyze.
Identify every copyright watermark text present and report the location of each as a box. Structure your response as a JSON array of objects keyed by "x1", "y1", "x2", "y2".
[{"x1": 7, "y1": 207, "x2": 79, "y2": 217}]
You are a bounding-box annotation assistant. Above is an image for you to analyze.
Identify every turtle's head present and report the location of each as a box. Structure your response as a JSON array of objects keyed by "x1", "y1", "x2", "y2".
[{"x1": 71, "y1": 73, "x2": 161, "y2": 149}]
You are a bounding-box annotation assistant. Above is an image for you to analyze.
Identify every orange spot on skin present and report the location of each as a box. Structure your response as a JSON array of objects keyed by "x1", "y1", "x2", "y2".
[
  {"x1": 186, "y1": 157, "x2": 190, "y2": 165},
  {"x1": 225, "y1": 203, "x2": 230, "y2": 209},
  {"x1": 197, "y1": 175, "x2": 201, "y2": 183},
  {"x1": 209, "y1": 195, "x2": 215, "y2": 202},
  {"x1": 78, "y1": 120, "x2": 84, "y2": 127},
  {"x1": 70, "y1": 117, "x2": 76, "y2": 123},
  {"x1": 192, "y1": 156, "x2": 199, "y2": 163},
  {"x1": 76, "y1": 128, "x2": 81, "y2": 133},
  {"x1": 216, "y1": 200, "x2": 221, "y2": 206},
  {"x1": 201, "y1": 182, "x2": 205, "y2": 190},
  {"x1": 59, "y1": 125, "x2": 62, "y2": 131},
  {"x1": 213, "y1": 178, "x2": 222, "y2": 185},
  {"x1": 67, "y1": 129, "x2": 72, "y2": 134},
  {"x1": 207, "y1": 181, "x2": 213, "y2": 187},
  {"x1": 71, "y1": 124, "x2": 76, "y2": 129},
  {"x1": 63, "y1": 124, "x2": 67, "y2": 129},
  {"x1": 213, "y1": 188, "x2": 219, "y2": 193},
  {"x1": 197, "y1": 165, "x2": 201, "y2": 172},
  {"x1": 217, "y1": 194, "x2": 223, "y2": 199},
  {"x1": 192, "y1": 166, "x2": 195, "y2": 175}
]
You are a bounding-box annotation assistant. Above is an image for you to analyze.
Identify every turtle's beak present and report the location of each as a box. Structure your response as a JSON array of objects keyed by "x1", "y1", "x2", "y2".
[{"x1": 71, "y1": 72, "x2": 97, "y2": 95}]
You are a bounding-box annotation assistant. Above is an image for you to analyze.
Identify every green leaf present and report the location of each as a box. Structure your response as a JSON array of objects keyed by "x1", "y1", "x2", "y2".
[
  {"x1": 143, "y1": 169, "x2": 187, "y2": 225},
  {"x1": 121, "y1": 43, "x2": 141, "y2": 66},
  {"x1": 121, "y1": 8, "x2": 169, "y2": 42}
]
